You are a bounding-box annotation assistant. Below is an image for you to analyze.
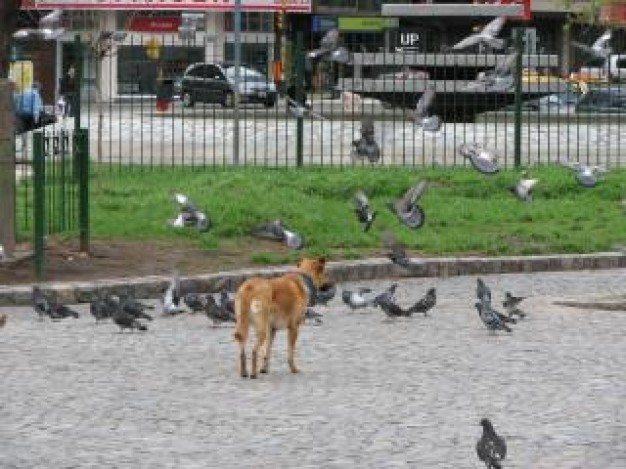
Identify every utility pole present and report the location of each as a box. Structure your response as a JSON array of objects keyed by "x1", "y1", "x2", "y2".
[
  {"x1": 0, "y1": 0, "x2": 20, "y2": 260},
  {"x1": 233, "y1": 0, "x2": 242, "y2": 166}
]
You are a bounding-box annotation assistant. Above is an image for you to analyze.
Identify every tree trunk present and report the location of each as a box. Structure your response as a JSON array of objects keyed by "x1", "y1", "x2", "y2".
[{"x1": 0, "y1": 0, "x2": 20, "y2": 79}]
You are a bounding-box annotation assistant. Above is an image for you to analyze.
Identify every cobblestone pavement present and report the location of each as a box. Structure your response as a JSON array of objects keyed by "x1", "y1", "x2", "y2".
[{"x1": 1, "y1": 268, "x2": 625, "y2": 468}]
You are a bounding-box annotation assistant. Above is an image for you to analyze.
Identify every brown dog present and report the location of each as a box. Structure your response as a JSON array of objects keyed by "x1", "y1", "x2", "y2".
[{"x1": 234, "y1": 258, "x2": 330, "y2": 378}]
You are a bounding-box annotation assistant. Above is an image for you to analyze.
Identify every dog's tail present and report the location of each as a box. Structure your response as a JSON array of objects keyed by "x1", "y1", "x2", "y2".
[{"x1": 233, "y1": 293, "x2": 249, "y2": 343}]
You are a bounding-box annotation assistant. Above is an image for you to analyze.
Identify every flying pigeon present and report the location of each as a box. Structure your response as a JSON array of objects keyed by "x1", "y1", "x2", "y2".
[
  {"x1": 40, "y1": 9, "x2": 63, "y2": 28},
  {"x1": 305, "y1": 307, "x2": 324, "y2": 325},
  {"x1": 351, "y1": 118, "x2": 381, "y2": 163},
  {"x1": 407, "y1": 287, "x2": 437, "y2": 316},
  {"x1": 502, "y1": 291, "x2": 527, "y2": 319},
  {"x1": 381, "y1": 231, "x2": 421, "y2": 270},
  {"x1": 560, "y1": 159, "x2": 606, "y2": 188},
  {"x1": 168, "y1": 193, "x2": 211, "y2": 232},
  {"x1": 387, "y1": 180, "x2": 428, "y2": 229},
  {"x1": 452, "y1": 16, "x2": 506, "y2": 52},
  {"x1": 476, "y1": 418, "x2": 507, "y2": 469},
  {"x1": 510, "y1": 174, "x2": 539, "y2": 203},
  {"x1": 163, "y1": 271, "x2": 185, "y2": 315},
  {"x1": 286, "y1": 96, "x2": 326, "y2": 120},
  {"x1": 341, "y1": 287, "x2": 375, "y2": 310},
  {"x1": 308, "y1": 28, "x2": 352, "y2": 64},
  {"x1": 408, "y1": 84, "x2": 442, "y2": 131},
  {"x1": 353, "y1": 190, "x2": 377, "y2": 232},
  {"x1": 459, "y1": 141, "x2": 500, "y2": 175},
  {"x1": 572, "y1": 29, "x2": 612, "y2": 60},
  {"x1": 250, "y1": 219, "x2": 304, "y2": 250},
  {"x1": 110, "y1": 298, "x2": 148, "y2": 332},
  {"x1": 476, "y1": 277, "x2": 492, "y2": 304},
  {"x1": 466, "y1": 52, "x2": 517, "y2": 92},
  {"x1": 475, "y1": 301, "x2": 515, "y2": 333}
]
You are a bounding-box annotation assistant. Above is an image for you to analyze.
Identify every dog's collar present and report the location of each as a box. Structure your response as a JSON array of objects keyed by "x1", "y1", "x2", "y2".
[{"x1": 299, "y1": 273, "x2": 318, "y2": 306}]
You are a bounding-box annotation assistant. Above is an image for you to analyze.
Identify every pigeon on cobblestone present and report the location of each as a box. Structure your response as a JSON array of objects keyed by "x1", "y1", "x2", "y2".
[
  {"x1": 408, "y1": 287, "x2": 437, "y2": 316},
  {"x1": 475, "y1": 301, "x2": 515, "y2": 333},
  {"x1": 373, "y1": 296, "x2": 411, "y2": 319},
  {"x1": 353, "y1": 189, "x2": 377, "y2": 232},
  {"x1": 183, "y1": 292, "x2": 206, "y2": 313},
  {"x1": 342, "y1": 287, "x2": 375, "y2": 310},
  {"x1": 219, "y1": 288, "x2": 235, "y2": 317},
  {"x1": 387, "y1": 180, "x2": 428, "y2": 229},
  {"x1": 162, "y1": 271, "x2": 185, "y2": 315},
  {"x1": 90, "y1": 294, "x2": 114, "y2": 322},
  {"x1": 110, "y1": 298, "x2": 148, "y2": 332},
  {"x1": 373, "y1": 283, "x2": 398, "y2": 307},
  {"x1": 351, "y1": 118, "x2": 381, "y2": 163},
  {"x1": 510, "y1": 174, "x2": 538, "y2": 203},
  {"x1": 476, "y1": 418, "x2": 507, "y2": 469},
  {"x1": 452, "y1": 16, "x2": 506, "y2": 52},
  {"x1": 204, "y1": 295, "x2": 235, "y2": 327},
  {"x1": 119, "y1": 296, "x2": 154, "y2": 322},
  {"x1": 305, "y1": 307, "x2": 324, "y2": 325},
  {"x1": 315, "y1": 283, "x2": 337, "y2": 306},
  {"x1": 0, "y1": 314, "x2": 7, "y2": 329},
  {"x1": 502, "y1": 291, "x2": 527, "y2": 319},
  {"x1": 382, "y1": 231, "x2": 421, "y2": 270},
  {"x1": 460, "y1": 141, "x2": 500, "y2": 175},
  {"x1": 476, "y1": 278, "x2": 492, "y2": 304},
  {"x1": 32, "y1": 286, "x2": 53, "y2": 321},
  {"x1": 168, "y1": 193, "x2": 211, "y2": 232},
  {"x1": 50, "y1": 303, "x2": 80, "y2": 320}
]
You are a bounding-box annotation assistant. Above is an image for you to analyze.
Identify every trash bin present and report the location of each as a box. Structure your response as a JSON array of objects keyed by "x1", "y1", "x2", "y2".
[{"x1": 156, "y1": 78, "x2": 174, "y2": 112}]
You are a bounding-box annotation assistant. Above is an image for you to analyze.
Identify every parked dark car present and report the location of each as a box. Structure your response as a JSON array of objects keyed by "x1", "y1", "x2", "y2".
[
  {"x1": 575, "y1": 86, "x2": 626, "y2": 113},
  {"x1": 179, "y1": 63, "x2": 277, "y2": 108}
]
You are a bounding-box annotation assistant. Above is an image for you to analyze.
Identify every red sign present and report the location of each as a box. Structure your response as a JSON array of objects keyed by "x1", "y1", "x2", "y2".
[
  {"x1": 129, "y1": 16, "x2": 182, "y2": 32},
  {"x1": 601, "y1": 4, "x2": 626, "y2": 25},
  {"x1": 474, "y1": 0, "x2": 532, "y2": 21},
  {"x1": 21, "y1": 0, "x2": 312, "y2": 12}
]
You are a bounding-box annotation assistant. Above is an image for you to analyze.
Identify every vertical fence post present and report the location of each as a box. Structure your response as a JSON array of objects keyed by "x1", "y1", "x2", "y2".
[
  {"x1": 33, "y1": 131, "x2": 45, "y2": 280},
  {"x1": 76, "y1": 128, "x2": 89, "y2": 253},
  {"x1": 295, "y1": 31, "x2": 304, "y2": 167},
  {"x1": 0, "y1": 79, "x2": 16, "y2": 260},
  {"x1": 73, "y1": 34, "x2": 82, "y2": 136},
  {"x1": 513, "y1": 27, "x2": 523, "y2": 169}
]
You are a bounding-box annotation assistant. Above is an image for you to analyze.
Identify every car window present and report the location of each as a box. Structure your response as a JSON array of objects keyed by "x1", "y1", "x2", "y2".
[
  {"x1": 204, "y1": 65, "x2": 223, "y2": 80},
  {"x1": 224, "y1": 66, "x2": 266, "y2": 82},
  {"x1": 186, "y1": 65, "x2": 204, "y2": 77}
]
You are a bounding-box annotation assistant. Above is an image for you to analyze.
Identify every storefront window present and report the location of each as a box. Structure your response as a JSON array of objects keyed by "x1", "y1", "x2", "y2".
[{"x1": 224, "y1": 12, "x2": 273, "y2": 32}]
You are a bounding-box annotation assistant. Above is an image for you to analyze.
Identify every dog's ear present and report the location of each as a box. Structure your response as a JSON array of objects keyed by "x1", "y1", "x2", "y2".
[{"x1": 316, "y1": 257, "x2": 326, "y2": 272}]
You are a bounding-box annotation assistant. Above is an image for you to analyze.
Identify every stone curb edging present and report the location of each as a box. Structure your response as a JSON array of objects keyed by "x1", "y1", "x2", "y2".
[{"x1": 1, "y1": 252, "x2": 625, "y2": 307}]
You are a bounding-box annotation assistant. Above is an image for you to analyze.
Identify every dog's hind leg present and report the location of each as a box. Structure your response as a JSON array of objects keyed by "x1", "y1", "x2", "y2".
[
  {"x1": 250, "y1": 327, "x2": 268, "y2": 379},
  {"x1": 238, "y1": 343, "x2": 248, "y2": 378},
  {"x1": 234, "y1": 297, "x2": 250, "y2": 378},
  {"x1": 260, "y1": 326, "x2": 276, "y2": 374},
  {"x1": 287, "y1": 325, "x2": 300, "y2": 374}
]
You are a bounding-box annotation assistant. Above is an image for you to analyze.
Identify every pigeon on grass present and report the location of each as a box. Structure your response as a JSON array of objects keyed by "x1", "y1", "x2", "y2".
[
  {"x1": 381, "y1": 231, "x2": 421, "y2": 270},
  {"x1": 510, "y1": 173, "x2": 538, "y2": 203},
  {"x1": 560, "y1": 159, "x2": 607, "y2": 188},
  {"x1": 502, "y1": 291, "x2": 527, "y2": 319},
  {"x1": 353, "y1": 189, "x2": 377, "y2": 232},
  {"x1": 387, "y1": 181, "x2": 428, "y2": 229},
  {"x1": 250, "y1": 219, "x2": 304, "y2": 250},
  {"x1": 459, "y1": 142, "x2": 500, "y2": 175},
  {"x1": 476, "y1": 418, "x2": 507, "y2": 469},
  {"x1": 168, "y1": 193, "x2": 211, "y2": 232}
]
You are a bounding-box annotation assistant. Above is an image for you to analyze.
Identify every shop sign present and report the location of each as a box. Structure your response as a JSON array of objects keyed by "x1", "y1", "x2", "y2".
[
  {"x1": 129, "y1": 17, "x2": 182, "y2": 33},
  {"x1": 312, "y1": 15, "x2": 338, "y2": 33},
  {"x1": 9, "y1": 61, "x2": 34, "y2": 93},
  {"x1": 338, "y1": 17, "x2": 399, "y2": 32}
]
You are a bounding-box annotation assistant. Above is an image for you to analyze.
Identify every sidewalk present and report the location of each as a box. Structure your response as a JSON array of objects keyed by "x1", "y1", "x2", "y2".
[{"x1": 2, "y1": 251, "x2": 624, "y2": 306}]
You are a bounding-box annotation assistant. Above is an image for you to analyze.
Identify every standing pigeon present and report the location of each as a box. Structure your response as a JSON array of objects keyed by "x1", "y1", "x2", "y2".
[
  {"x1": 341, "y1": 288, "x2": 375, "y2": 310},
  {"x1": 90, "y1": 294, "x2": 114, "y2": 323},
  {"x1": 408, "y1": 83, "x2": 441, "y2": 131},
  {"x1": 351, "y1": 118, "x2": 381, "y2": 163},
  {"x1": 560, "y1": 159, "x2": 606, "y2": 188},
  {"x1": 459, "y1": 141, "x2": 500, "y2": 175},
  {"x1": 305, "y1": 307, "x2": 324, "y2": 325},
  {"x1": 510, "y1": 174, "x2": 538, "y2": 203},
  {"x1": 183, "y1": 292, "x2": 206, "y2": 313},
  {"x1": 407, "y1": 287, "x2": 437, "y2": 316},
  {"x1": 162, "y1": 271, "x2": 185, "y2": 315},
  {"x1": 502, "y1": 291, "x2": 527, "y2": 319},
  {"x1": 452, "y1": 16, "x2": 506, "y2": 52},
  {"x1": 387, "y1": 180, "x2": 428, "y2": 229},
  {"x1": 110, "y1": 298, "x2": 148, "y2": 332},
  {"x1": 476, "y1": 418, "x2": 507, "y2": 469},
  {"x1": 32, "y1": 286, "x2": 53, "y2": 320},
  {"x1": 476, "y1": 277, "x2": 492, "y2": 304},
  {"x1": 49, "y1": 303, "x2": 80, "y2": 320},
  {"x1": 475, "y1": 302, "x2": 515, "y2": 333},
  {"x1": 118, "y1": 295, "x2": 154, "y2": 322},
  {"x1": 353, "y1": 190, "x2": 377, "y2": 232},
  {"x1": 250, "y1": 219, "x2": 304, "y2": 250},
  {"x1": 168, "y1": 193, "x2": 211, "y2": 232},
  {"x1": 204, "y1": 295, "x2": 235, "y2": 327}
]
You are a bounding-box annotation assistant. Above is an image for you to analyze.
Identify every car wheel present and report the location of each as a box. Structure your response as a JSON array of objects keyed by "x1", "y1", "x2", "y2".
[
  {"x1": 222, "y1": 92, "x2": 234, "y2": 108},
  {"x1": 263, "y1": 98, "x2": 276, "y2": 108},
  {"x1": 182, "y1": 92, "x2": 194, "y2": 108}
]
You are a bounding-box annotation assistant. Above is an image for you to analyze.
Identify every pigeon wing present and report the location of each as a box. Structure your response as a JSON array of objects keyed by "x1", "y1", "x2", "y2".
[
  {"x1": 320, "y1": 28, "x2": 339, "y2": 52},
  {"x1": 354, "y1": 190, "x2": 370, "y2": 212},
  {"x1": 494, "y1": 52, "x2": 518, "y2": 77},
  {"x1": 482, "y1": 16, "x2": 506, "y2": 38},
  {"x1": 414, "y1": 86, "x2": 436, "y2": 121}
]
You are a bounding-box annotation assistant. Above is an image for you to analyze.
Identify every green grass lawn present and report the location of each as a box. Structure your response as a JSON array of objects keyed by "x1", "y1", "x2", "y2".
[{"x1": 82, "y1": 165, "x2": 626, "y2": 263}]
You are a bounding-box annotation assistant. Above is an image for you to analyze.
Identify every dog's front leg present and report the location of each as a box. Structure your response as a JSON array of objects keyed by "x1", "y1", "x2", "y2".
[
  {"x1": 239, "y1": 344, "x2": 248, "y2": 378},
  {"x1": 260, "y1": 326, "x2": 276, "y2": 374},
  {"x1": 287, "y1": 325, "x2": 300, "y2": 374}
]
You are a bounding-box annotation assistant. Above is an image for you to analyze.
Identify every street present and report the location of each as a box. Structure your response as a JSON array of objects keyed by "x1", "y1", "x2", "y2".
[{"x1": 1, "y1": 268, "x2": 625, "y2": 468}]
